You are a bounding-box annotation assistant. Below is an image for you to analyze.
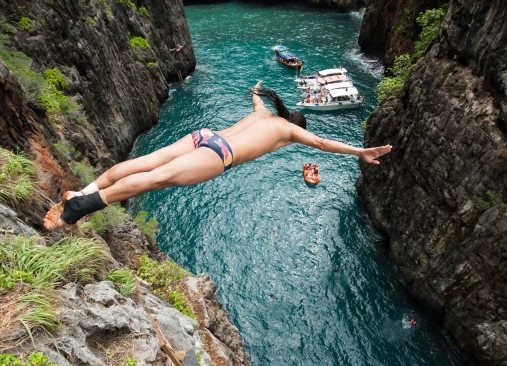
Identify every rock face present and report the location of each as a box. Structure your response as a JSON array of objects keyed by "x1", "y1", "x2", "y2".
[
  {"x1": 358, "y1": 0, "x2": 447, "y2": 67},
  {"x1": 357, "y1": 0, "x2": 507, "y2": 364},
  {"x1": 0, "y1": 0, "x2": 195, "y2": 174}
]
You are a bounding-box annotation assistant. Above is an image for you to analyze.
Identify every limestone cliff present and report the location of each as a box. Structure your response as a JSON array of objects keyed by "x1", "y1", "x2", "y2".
[
  {"x1": 0, "y1": 1, "x2": 249, "y2": 365},
  {"x1": 358, "y1": 0, "x2": 447, "y2": 68},
  {"x1": 357, "y1": 0, "x2": 507, "y2": 364}
]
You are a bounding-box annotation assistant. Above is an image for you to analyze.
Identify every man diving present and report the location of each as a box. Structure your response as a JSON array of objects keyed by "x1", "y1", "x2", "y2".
[{"x1": 44, "y1": 81, "x2": 392, "y2": 230}]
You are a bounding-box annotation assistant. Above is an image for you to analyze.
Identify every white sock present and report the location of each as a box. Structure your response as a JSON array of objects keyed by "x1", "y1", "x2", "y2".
[{"x1": 81, "y1": 182, "x2": 99, "y2": 195}]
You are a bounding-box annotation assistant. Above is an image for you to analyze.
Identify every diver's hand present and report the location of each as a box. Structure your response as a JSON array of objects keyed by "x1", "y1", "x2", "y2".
[
  {"x1": 253, "y1": 80, "x2": 262, "y2": 90},
  {"x1": 359, "y1": 145, "x2": 392, "y2": 165}
]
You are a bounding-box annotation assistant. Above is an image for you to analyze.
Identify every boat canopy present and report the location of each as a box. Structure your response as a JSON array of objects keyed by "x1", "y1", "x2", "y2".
[
  {"x1": 278, "y1": 51, "x2": 299, "y2": 61},
  {"x1": 329, "y1": 87, "x2": 359, "y2": 98},
  {"x1": 317, "y1": 74, "x2": 347, "y2": 84},
  {"x1": 324, "y1": 81, "x2": 354, "y2": 91},
  {"x1": 318, "y1": 68, "x2": 347, "y2": 76}
]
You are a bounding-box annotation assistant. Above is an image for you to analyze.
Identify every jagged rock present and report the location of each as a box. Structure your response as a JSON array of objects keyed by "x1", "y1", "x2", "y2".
[
  {"x1": 181, "y1": 275, "x2": 250, "y2": 366},
  {"x1": 0, "y1": 203, "x2": 39, "y2": 238},
  {"x1": 28, "y1": 281, "x2": 212, "y2": 366}
]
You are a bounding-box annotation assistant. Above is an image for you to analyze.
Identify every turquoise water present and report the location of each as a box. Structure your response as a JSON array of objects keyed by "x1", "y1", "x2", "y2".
[{"x1": 129, "y1": 3, "x2": 467, "y2": 365}]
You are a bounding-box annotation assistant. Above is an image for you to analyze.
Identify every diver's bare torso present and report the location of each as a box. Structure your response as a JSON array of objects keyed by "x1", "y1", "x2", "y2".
[{"x1": 216, "y1": 110, "x2": 293, "y2": 165}]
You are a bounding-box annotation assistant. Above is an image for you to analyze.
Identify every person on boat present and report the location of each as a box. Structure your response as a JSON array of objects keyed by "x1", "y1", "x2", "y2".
[{"x1": 44, "y1": 81, "x2": 392, "y2": 230}]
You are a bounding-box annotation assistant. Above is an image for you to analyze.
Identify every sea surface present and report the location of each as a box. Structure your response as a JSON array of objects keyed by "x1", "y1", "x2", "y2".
[{"x1": 129, "y1": 3, "x2": 467, "y2": 365}]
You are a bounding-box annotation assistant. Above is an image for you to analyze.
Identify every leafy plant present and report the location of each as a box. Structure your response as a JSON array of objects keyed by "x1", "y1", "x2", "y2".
[
  {"x1": 18, "y1": 17, "x2": 35, "y2": 32},
  {"x1": 137, "y1": 255, "x2": 194, "y2": 318},
  {"x1": 414, "y1": 5, "x2": 448, "y2": 58},
  {"x1": 43, "y1": 67, "x2": 68, "y2": 89},
  {"x1": 71, "y1": 161, "x2": 95, "y2": 184},
  {"x1": 138, "y1": 6, "x2": 149, "y2": 17},
  {"x1": 106, "y1": 268, "x2": 136, "y2": 296},
  {"x1": 168, "y1": 290, "x2": 194, "y2": 318},
  {"x1": 130, "y1": 36, "x2": 150, "y2": 49},
  {"x1": 80, "y1": 203, "x2": 127, "y2": 233},
  {"x1": 86, "y1": 16, "x2": 97, "y2": 26},
  {"x1": 134, "y1": 210, "x2": 159, "y2": 241},
  {"x1": 0, "y1": 147, "x2": 36, "y2": 205},
  {"x1": 0, "y1": 352, "x2": 57, "y2": 366},
  {"x1": 376, "y1": 53, "x2": 411, "y2": 103},
  {"x1": 0, "y1": 17, "x2": 16, "y2": 34}
]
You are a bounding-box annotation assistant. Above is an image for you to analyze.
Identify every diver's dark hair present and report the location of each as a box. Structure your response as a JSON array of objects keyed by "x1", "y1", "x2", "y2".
[{"x1": 251, "y1": 88, "x2": 307, "y2": 129}]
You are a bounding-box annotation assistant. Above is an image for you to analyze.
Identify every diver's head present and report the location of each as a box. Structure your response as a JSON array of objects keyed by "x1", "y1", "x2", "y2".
[{"x1": 288, "y1": 112, "x2": 307, "y2": 129}]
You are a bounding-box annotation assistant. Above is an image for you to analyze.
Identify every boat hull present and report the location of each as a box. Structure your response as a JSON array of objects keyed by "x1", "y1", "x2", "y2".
[{"x1": 277, "y1": 57, "x2": 303, "y2": 69}]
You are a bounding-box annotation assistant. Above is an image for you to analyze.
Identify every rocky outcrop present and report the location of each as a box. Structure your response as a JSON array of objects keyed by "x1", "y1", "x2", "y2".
[
  {"x1": 357, "y1": 0, "x2": 507, "y2": 364},
  {"x1": 182, "y1": 276, "x2": 250, "y2": 366},
  {"x1": 358, "y1": 0, "x2": 446, "y2": 68}
]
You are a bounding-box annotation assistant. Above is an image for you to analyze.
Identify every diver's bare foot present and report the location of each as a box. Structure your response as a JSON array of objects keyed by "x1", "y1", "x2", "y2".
[{"x1": 43, "y1": 191, "x2": 75, "y2": 230}]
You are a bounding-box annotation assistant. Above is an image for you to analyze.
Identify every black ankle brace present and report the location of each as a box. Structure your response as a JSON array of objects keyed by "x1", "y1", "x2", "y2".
[{"x1": 61, "y1": 191, "x2": 108, "y2": 224}]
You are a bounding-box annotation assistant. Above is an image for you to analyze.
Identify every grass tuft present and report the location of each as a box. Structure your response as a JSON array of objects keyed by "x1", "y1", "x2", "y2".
[
  {"x1": 106, "y1": 268, "x2": 136, "y2": 296},
  {"x1": 0, "y1": 148, "x2": 36, "y2": 205}
]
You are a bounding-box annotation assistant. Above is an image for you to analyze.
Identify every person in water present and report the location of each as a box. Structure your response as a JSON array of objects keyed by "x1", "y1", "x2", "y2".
[{"x1": 44, "y1": 81, "x2": 392, "y2": 230}]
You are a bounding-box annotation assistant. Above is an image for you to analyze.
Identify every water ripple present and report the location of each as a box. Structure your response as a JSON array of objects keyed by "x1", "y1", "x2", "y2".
[{"x1": 129, "y1": 3, "x2": 467, "y2": 365}]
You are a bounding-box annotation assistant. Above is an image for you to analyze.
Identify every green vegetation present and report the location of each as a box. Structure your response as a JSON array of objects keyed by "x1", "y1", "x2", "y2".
[
  {"x1": 119, "y1": 0, "x2": 137, "y2": 11},
  {"x1": 106, "y1": 268, "x2": 136, "y2": 296},
  {"x1": 473, "y1": 191, "x2": 507, "y2": 212},
  {"x1": 0, "y1": 40, "x2": 82, "y2": 121},
  {"x1": 376, "y1": 53, "x2": 411, "y2": 103},
  {"x1": 18, "y1": 17, "x2": 35, "y2": 32},
  {"x1": 138, "y1": 255, "x2": 194, "y2": 318},
  {"x1": 130, "y1": 36, "x2": 150, "y2": 49},
  {"x1": 0, "y1": 17, "x2": 16, "y2": 34},
  {"x1": 138, "y1": 6, "x2": 149, "y2": 17},
  {"x1": 71, "y1": 161, "x2": 95, "y2": 184},
  {"x1": 0, "y1": 352, "x2": 57, "y2": 366},
  {"x1": 53, "y1": 141, "x2": 81, "y2": 160},
  {"x1": 38, "y1": 67, "x2": 81, "y2": 118},
  {"x1": 96, "y1": 0, "x2": 113, "y2": 19},
  {"x1": 80, "y1": 203, "x2": 128, "y2": 233},
  {"x1": 0, "y1": 236, "x2": 107, "y2": 336},
  {"x1": 146, "y1": 61, "x2": 157, "y2": 68},
  {"x1": 0, "y1": 148, "x2": 36, "y2": 205},
  {"x1": 86, "y1": 16, "x2": 97, "y2": 26},
  {"x1": 376, "y1": 4, "x2": 448, "y2": 104},
  {"x1": 134, "y1": 210, "x2": 160, "y2": 241},
  {"x1": 414, "y1": 5, "x2": 448, "y2": 58},
  {"x1": 43, "y1": 68, "x2": 68, "y2": 89},
  {"x1": 122, "y1": 357, "x2": 138, "y2": 366}
]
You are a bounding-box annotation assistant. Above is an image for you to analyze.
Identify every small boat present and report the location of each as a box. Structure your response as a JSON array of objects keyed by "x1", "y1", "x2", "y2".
[
  {"x1": 295, "y1": 68, "x2": 348, "y2": 90},
  {"x1": 273, "y1": 45, "x2": 304, "y2": 70},
  {"x1": 303, "y1": 163, "x2": 320, "y2": 185},
  {"x1": 297, "y1": 83, "x2": 364, "y2": 111}
]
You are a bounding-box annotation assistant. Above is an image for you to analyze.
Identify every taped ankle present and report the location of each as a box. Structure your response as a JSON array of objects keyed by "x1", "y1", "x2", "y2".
[{"x1": 61, "y1": 191, "x2": 107, "y2": 224}]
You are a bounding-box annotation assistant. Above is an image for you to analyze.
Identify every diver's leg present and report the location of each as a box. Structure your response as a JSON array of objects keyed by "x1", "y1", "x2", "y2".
[
  {"x1": 101, "y1": 147, "x2": 224, "y2": 203},
  {"x1": 94, "y1": 134, "x2": 195, "y2": 190},
  {"x1": 44, "y1": 148, "x2": 224, "y2": 229}
]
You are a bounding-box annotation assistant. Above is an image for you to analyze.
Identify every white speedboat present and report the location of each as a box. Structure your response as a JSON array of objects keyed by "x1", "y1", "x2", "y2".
[
  {"x1": 297, "y1": 86, "x2": 364, "y2": 111},
  {"x1": 295, "y1": 67, "x2": 348, "y2": 90},
  {"x1": 300, "y1": 81, "x2": 355, "y2": 97}
]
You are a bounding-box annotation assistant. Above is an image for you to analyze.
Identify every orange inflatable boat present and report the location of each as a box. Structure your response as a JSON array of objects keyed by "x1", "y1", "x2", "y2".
[{"x1": 303, "y1": 163, "x2": 320, "y2": 185}]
